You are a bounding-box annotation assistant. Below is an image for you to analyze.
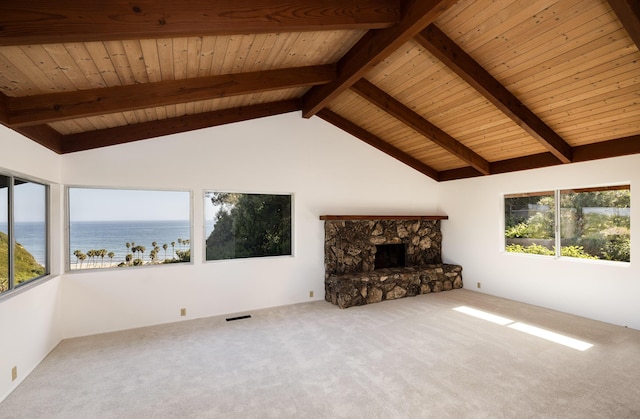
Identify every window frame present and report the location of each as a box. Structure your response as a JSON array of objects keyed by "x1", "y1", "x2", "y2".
[
  {"x1": 503, "y1": 184, "x2": 631, "y2": 263},
  {"x1": 0, "y1": 171, "x2": 50, "y2": 298},
  {"x1": 65, "y1": 185, "x2": 193, "y2": 272}
]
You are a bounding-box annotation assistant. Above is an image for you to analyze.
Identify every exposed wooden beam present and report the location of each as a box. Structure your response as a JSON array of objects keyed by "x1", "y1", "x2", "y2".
[
  {"x1": 415, "y1": 24, "x2": 573, "y2": 164},
  {"x1": 440, "y1": 135, "x2": 640, "y2": 181},
  {"x1": 439, "y1": 153, "x2": 562, "y2": 181},
  {"x1": 316, "y1": 108, "x2": 439, "y2": 180},
  {"x1": 351, "y1": 79, "x2": 491, "y2": 175},
  {"x1": 0, "y1": 92, "x2": 7, "y2": 124},
  {"x1": 607, "y1": 0, "x2": 640, "y2": 50},
  {"x1": 436, "y1": 167, "x2": 482, "y2": 182},
  {"x1": 0, "y1": 0, "x2": 400, "y2": 46},
  {"x1": 60, "y1": 99, "x2": 301, "y2": 153},
  {"x1": 302, "y1": 0, "x2": 458, "y2": 118},
  {"x1": 2, "y1": 93, "x2": 64, "y2": 152},
  {"x1": 491, "y1": 153, "x2": 562, "y2": 175},
  {"x1": 573, "y1": 135, "x2": 640, "y2": 162},
  {"x1": 14, "y1": 125, "x2": 64, "y2": 154},
  {"x1": 7, "y1": 65, "x2": 334, "y2": 127}
]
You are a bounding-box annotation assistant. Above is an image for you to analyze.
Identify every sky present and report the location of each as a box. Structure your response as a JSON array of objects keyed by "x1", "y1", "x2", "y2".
[
  {"x1": 1, "y1": 181, "x2": 46, "y2": 223},
  {"x1": 69, "y1": 188, "x2": 190, "y2": 222},
  {"x1": 1, "y1": 185, "x2": 221, "y2": 224}
]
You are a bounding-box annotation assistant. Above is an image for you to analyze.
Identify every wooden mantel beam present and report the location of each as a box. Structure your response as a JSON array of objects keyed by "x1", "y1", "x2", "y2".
[
  {"x1": 415, "y1": 24, "x2": 573, "y2": 164},
  {"x1": 319, "y1": 215, "x2": 448, "y2": 220},
  {"x1": 0, "y1": 0, "x2": 401, "y2": 46},
  {"x1": 5, "y1": 65, "x2": 334, "y2": 127}
]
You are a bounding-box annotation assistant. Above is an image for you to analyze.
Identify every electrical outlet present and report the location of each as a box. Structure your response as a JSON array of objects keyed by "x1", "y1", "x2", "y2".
[
  {"x1": 180, "y1": 308, "x2": 186, "y2": 317},
  {"x1": 11, "y1": 366, "x2": 17, "y2": 381},
  {"x1": 309, "y1": 290, "x2": 314, "y2": 298},
  {"x1": 477, "y1": 282, "x2": 481, "y2": 289}
]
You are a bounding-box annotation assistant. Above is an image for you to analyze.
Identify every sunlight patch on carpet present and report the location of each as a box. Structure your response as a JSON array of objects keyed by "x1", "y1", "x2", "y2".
[{"x1": 453, "y1": 306, "x2": 593, "y2": 351}]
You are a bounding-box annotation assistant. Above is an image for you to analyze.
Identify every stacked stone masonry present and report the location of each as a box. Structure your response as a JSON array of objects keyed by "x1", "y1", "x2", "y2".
[
  {"x1": 323, "y1": 218, "x2": 463, "y2": 308},
  {"x1": 326, "y1": 264, "x2": 463, "y2": 309}
]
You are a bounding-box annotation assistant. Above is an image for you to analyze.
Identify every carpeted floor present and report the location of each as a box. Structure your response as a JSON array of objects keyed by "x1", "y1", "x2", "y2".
[{"x1": 1, "y1": 289, "x2": 639, "y2": 418}]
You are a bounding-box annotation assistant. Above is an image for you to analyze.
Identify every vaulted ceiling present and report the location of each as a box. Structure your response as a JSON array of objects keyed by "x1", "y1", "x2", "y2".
[{"x1": 1, "y1": 0, "x2": 638, "y2": 181}]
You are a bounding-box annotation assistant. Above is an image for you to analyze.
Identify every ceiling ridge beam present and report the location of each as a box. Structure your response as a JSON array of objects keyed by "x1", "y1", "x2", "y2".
[
  {"x1": 415, "y1": 24, "x2": 573, "y2": 164},
  {"x1": 607, "y1": 0, "x2": 640, "y2": 51},
  {"x1": 60, "y1": 99, "x2": 301, "y2": 153},
  {"x1": 0, "y1": 0, "x2": 400, "y2": 46},
  {"x1": 302, "y1": 0, "x2": 459, "y2": 118},
  {"x1": 7, "y1": 65, "x2": 334, "y2": 127},
  {"x1": 351, "y1": 78, "x2": 491, "y2": 175},
  {"x1": 316, "y1": 108, "x2": 440, "y2": 181}
]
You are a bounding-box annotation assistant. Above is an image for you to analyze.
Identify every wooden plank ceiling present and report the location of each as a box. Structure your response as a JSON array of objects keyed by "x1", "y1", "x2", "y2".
[{"x1": 0, "y1": 0, "x2": 638, "y2": 181}]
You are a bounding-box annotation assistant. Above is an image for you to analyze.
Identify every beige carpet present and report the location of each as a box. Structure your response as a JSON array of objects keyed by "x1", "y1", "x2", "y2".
[{"x1": 1, "y1": 289, "x2": 639, "y2": 418}]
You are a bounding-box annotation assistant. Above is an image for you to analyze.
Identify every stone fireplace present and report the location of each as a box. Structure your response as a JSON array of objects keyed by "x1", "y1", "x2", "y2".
[{"x1": 320, "y1": 215, "x2": 463, "y2": 308}]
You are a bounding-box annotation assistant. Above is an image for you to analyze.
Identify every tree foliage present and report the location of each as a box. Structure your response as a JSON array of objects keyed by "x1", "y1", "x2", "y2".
[{"x1": 206, "y1": 193, "x2": 291, "y2": 260}]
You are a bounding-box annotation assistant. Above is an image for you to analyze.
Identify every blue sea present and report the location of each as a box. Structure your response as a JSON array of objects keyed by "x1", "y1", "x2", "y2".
[{"x1": 1, "y1": 220, "x2": 197, "y2": 267}]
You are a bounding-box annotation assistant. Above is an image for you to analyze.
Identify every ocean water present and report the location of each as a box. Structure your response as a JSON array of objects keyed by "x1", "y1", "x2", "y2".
[
  {"x1": 70, "y1": 220, "x2": 192, "y2": 266},
  {"x1": 1, "y1": 220, "x2": 193, "y2": 267}
]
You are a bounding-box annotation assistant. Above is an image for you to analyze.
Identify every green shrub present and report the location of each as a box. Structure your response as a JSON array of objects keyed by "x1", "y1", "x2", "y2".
[
  {"x1": 506, "y1": 243, "x2": 554, "y2": 255},
  {"x1": 505, "y1": 223, "x2": 529, "y2": 238},
  {"x1": 560, "y1": 245, "x2": 598, "y2": 259},
  {"x1": 506, "y1": 243, "x2": 598, "y2": 259},
  {"x1": 603, "y1": 237, "x2": 630, "y2": 262}
]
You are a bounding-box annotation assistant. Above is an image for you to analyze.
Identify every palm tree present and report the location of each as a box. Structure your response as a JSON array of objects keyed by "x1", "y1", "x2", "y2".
[
  {"x1": 78, "y1": 253, "x2": 87, "y2": 269},
  {"x1": 99, "y1": 249, "x2": 107, "y2": 267},
  {"x1": 178, "y1": 238, "x2": 183, "y2": 251},
  {"x1": 139, "y1": 246, "x2": 146, "y2": 261},
  {"x1": 162, "y1": 243, "x2": 168, "y2": 260},
  {"x1": 125, "y1": 253, "x2": 133, "y2": 265},
  {"x1": 107, "y1": 251, "x2": 115, "y2": 267},
  {"x1": 171, "y1": 241, "x2": 176, "y2": 259},
  {"x1": 87, "y1": 250, "x2": 95, "y2": 267},
  {"x1": 73, "y1": 249, "x2": 82, "y2": 267}
]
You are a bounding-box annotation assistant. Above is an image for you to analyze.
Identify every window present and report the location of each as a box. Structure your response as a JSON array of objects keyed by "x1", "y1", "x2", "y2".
[
  {"x1": 560, "y1": 186, "x2": 630, "y2": 262},
  {"x1": 68, "y1": 188, "x2": 191, "y2": 270},
  {"x1": 1, "y1": 174, "x2": 49, "y2": 295},
  {"x1": 504, "y1": 191, "x2": 555, "y2": 255},
  {"x1": 505, "y1": 185, "x2": 630, "y2": 262},
  {"x1": 205, "y1": 192, "x2": 292, "y2": 261}
]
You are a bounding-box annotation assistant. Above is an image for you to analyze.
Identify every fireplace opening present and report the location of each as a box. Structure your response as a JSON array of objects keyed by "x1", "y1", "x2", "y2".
[{"x1": 374, "y1": 243, "x2": 406, "y2": 269}]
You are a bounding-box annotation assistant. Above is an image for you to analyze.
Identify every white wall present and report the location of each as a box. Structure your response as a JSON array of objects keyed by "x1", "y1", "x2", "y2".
[
  {"x1": 0, "y1": 125, "x2": 64, "y2": 402},
  {"x1": 439, "y1": 154, "x2": 640, "y2": 330},
  {"x1": 60, "y1": 112, "x2": 441, "y2": 338}
]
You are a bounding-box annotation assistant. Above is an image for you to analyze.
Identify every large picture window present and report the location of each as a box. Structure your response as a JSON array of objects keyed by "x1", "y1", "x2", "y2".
[
  {"x1": 68, "y1": 188, "x2": 191, "y2": 270},
  {"x1": 505, "y1": 185, "x2": 630, "y2": 262},
  {"x1": 205, "y1": 192, "x2": 292, "y2": 261},
  {"x1": 1, "y1": 174, "x2": 48, "y2": 295}
]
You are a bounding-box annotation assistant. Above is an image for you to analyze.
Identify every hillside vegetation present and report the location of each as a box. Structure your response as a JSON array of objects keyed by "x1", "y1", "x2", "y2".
[{"x1": 0, "y1": 231, "x2": 46, "y2": 292}]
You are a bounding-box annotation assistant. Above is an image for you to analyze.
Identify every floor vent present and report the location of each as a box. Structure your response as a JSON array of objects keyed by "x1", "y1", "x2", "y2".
[{"x1": 226, "y1": 315, "x2": 252, "y2": 322}]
